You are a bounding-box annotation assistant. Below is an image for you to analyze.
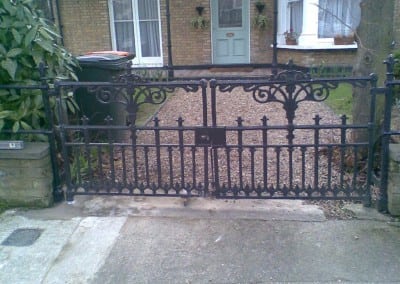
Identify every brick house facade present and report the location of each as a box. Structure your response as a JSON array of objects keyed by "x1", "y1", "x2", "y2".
[{"x1": 51, "y1": 0, "x2": 399, "y2": 69}]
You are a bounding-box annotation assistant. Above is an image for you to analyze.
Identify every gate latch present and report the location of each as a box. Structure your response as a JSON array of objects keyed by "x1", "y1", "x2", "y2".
[{"x1": 195, "y1": 127, "x2": 226, "y2": 147}]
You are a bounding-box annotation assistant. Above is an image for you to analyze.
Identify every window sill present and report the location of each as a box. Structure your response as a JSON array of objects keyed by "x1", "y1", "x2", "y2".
[{"x1": 276, "y1": 43, "x2": 358, "y2": 50}]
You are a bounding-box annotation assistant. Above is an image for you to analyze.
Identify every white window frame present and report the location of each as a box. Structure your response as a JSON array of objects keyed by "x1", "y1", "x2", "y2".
[
  {"x1": 108, "y1": 0, "x2": 163, "y2": 66},
  {"x1": 278, "y1": 0, "x2": 358, "y2": 49}
]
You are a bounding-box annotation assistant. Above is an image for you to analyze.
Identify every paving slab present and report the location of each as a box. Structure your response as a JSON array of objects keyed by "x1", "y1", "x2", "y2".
[{"x1": 0, "y1": 212, "x2": 81, "y2": 284}]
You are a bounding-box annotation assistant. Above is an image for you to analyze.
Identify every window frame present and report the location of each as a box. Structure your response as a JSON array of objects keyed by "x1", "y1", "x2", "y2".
[
  {"x1": 108, "y1": 0, "x2": 163, "y2": 66},
  {"x1": 278, "y1": 0, "x2": 358, "y2": 49}
]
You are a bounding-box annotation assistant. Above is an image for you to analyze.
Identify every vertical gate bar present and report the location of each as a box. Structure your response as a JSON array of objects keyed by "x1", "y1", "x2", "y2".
[
  {"x1": 201, "y1": 80, "x2": 209, "y2": 196},
  {"x1": 121, "y1": 146, "x2": 127, "y2": 190},
  {"x1": 339, "y1": 115, "x2": 347, "y2": 191},
  {"x1": 226, "y1": 147, "x2": 232, "y2": 189},
  {"x1": 352, "y1": 146, "x2": 359, "y2": 196},
  {"x1": 97, "y1": 145, "x2": 103, "y2": 193},
  {"x1": 191, "y1": 146, "x2": 196, "y2": 190},
  {"x1": 365, "y1": 78, "x2": 378, "y2": 206},
  {"x1": 168, "y1": 146, "x2": 174, "y2": 190},
  {"x1": 276, "y1": 146, "x2": 281, "y2": 191},
  {"x1": 288, "y1": 147, "x2": 294, "y2": 190},
  {"x1": 262, "y1": 116, "x2": 268, "y2": 190},
  {"x1": 154, "y1": 118, "x2": 162, "y2": 187},
  {"x1": 106, "y1": 117, "x2": 116, "y2": 192},
  {"x1": 204, "y1": 146, "x2": 209, "y2": 196},
  {"x1": 378, "y1": 61, "x2": 395, "y2": 212},
  {"x1": 210, "y1": 80, "x2": 218, "y2": 126},
  {"x1": 40, "y1": 68, "x2": 62, "y2": 200},
  {"x1": 237, "y1": 117, "x2": 244, "y2": 190},
  {"x1": 301, "y1": 146, "x2": 306, "y2": 192},
  {"x1": 313, "y1": 115, "x2": 321, "y2": 191},
  {"x1": 201, "y1": 79, "x2": 208, "y2": 127},
  {"x1": 177, "y1": 117, "x2": 185, "y2": 189},
  {"x1": 250, "y1": 147, "x2": 256, "y2": 190},
  {"x1": 209, "y1": 80, "x2": 219, "y2": 196},
  {"x1": 287, "y1": 124, "x2": 295, "y2": 191},
  {"x1": 144, "y1": 146, "x2": 150, "y2": 188},
  {"x1": 130, "y1": 125, "x2": 139, "y2": 187},
  {"x1": 327, "y1": 145, "x2": 332, "y2": 192},
  {"x1": 82, "y1": 117, "x2": 93, "y2": 190},
  {"x1": 54, "y1": 82, "x2": 74, "y2": 202},
  {"x1": 75, "y1": 147, "x2": 82, "y2": 186}
]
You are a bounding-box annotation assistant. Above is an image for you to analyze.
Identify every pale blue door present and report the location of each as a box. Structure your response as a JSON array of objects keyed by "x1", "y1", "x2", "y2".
[{"x1": 212, "y1": 0, "x2": 249, "y2": 64}]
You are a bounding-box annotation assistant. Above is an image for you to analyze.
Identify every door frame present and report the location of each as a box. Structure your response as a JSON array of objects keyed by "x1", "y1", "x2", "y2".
[{"x1": 210, "y1": 0, "x2": 251, "y2": 64}]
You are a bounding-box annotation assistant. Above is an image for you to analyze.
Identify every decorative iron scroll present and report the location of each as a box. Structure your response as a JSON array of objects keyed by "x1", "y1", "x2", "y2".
[
  {"x1": 216, "y1": 65, "x2": 372, "y2": 126},
  {"x1": 81, "y1": 72, "x2": 201, "y2": 125}
]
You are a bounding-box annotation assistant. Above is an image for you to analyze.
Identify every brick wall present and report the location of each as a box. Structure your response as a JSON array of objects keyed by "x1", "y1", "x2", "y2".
[
  {"x1": 169, "y1": 0, "x2": 212, "y2": 65},
  {"x1": 250, "y1": 0, "x2": 274, "y2": 64},
  {"x1": 277, "y1": 49, "x2": 358, "y2": 68},
  {"x1": 58, "y1": 0, "x2": 111, "y2": 55},
  {"x1": 56, "y1": 0, "x2": 363, "y2": 67}
]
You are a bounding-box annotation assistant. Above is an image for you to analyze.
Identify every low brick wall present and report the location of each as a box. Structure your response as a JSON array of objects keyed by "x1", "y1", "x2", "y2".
[
  {"x1": 0, "y1": 143, "x2": 53, "y2": 208},
  {"x1": 388, "y1": 144, "x2": 400, "y2": 215}
]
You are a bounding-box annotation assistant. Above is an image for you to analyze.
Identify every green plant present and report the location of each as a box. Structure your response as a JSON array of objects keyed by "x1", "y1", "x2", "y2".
[
  {"x1": 253, "y1": 1, "x2": 268, "y2": 30},
  {"x1": 253, "y1": 14, "x2": 269, "y2": 30},
  {"x1": 0, "y1": 0, "x2": 78, "y2": 141},
  {"x1": 191, "y1": 16, "x2": 209, "y2": 29},
  {"x1": 284, "y1": 30, "x2": 298, "y2": 41},
  {"x1": 324, "y1": 83, "x2": 353, "y2": 121}
]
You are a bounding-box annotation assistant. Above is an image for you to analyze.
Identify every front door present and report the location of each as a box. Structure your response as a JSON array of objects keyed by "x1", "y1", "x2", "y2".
[{"x1": 212, "y1": 0, "x2": 250, "y2": 64}]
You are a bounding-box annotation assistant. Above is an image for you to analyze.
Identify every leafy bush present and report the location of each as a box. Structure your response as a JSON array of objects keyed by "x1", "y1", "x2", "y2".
[{"x1": 0, "y1": 0, "x2": 78, "y2": 140}]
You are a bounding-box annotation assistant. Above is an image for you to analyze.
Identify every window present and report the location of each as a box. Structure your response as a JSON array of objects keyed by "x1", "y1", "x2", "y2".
[
  {"x1": 288, "y1": 0, "x2": 303, "y2": 36},
  {"x1": 218, "y1": 0, "x2": 243, "y2": 28},
  {"x1": 318, "y1": 0, "x2": 361, "y2": 38},
  {"x1": 278, "y1": 0, "x2": 361, "y2": 48},
  {"x1": 109, "y1": 0, "x2": 162, "y2": 65}
]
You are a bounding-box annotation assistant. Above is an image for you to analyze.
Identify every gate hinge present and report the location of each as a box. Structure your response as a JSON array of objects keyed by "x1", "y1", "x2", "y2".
[{"x1": 195, "y1": 127, "x2": 226, "y2": 147}]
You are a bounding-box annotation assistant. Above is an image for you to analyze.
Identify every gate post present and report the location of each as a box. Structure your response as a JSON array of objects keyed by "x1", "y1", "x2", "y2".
[
  {"x1": 378, "y1": 55, "x2": 396, "y2": 212},
  {"x1": 39, "y1": 63, "x2": 63, "y2": 202}
]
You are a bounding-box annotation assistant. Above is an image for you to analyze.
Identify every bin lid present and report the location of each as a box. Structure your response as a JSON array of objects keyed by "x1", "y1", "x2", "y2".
[{"x1": 76, "y1": 51, "x2": 135, "y2": 69}]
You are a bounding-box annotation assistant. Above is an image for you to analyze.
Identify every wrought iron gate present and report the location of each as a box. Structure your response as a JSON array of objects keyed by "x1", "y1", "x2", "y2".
[{"x1": 54, "y1": 62, "x2": 385, "y2": 205}]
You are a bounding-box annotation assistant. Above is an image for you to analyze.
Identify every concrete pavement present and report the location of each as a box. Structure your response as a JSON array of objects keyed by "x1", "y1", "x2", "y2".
[{"x1": 0, "y1": 196, "x2": 399, "y2": 283}]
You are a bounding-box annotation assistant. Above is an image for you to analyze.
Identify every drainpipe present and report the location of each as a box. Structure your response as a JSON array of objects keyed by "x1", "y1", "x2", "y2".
[
  {"x1": 48, "y1": 0, "x2": 56, "y2": 23},
  {"x1": 166, "y1": 0, "x2": 174, "y2": 79},
  {"x1": 272, "y1": 0, "x2": 278, "y2": 75},
  {"x1": 53, "y1": 0, "x2": 64, "y2": 45}
]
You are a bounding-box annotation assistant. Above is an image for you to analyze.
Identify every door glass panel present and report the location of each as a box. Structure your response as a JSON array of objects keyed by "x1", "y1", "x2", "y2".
[
  {"x1": 218, "y1": 0, "x2": 242, "y2": 28},
  {"x1": 138, "y1": 0, "x2": 161, "y2": 57}
]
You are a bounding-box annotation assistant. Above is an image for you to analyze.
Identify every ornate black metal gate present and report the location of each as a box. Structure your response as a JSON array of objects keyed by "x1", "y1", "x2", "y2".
[{"x1": 54, "y1": 63, "x2": 381, "y2": 205}]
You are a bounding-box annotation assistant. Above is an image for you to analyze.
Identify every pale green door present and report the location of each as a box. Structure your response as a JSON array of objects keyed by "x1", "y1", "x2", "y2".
[{"x1": 212, "y1": 0, "x2": 249, "y2": 64}]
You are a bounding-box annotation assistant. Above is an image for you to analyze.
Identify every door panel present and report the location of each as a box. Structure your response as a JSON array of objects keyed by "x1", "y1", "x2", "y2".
[
  {"x1": 212, "y1": 0, "x2": 249, "y2": 64},
  {"x1": 216, "y1": 39, "x2": 229, "y2": 56}
]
